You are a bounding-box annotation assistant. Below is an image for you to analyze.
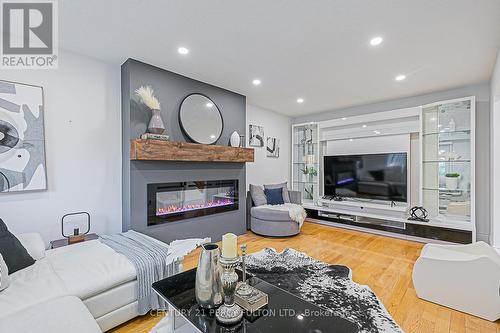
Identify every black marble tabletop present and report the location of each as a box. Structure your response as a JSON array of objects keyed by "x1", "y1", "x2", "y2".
[{"x1": 152, "y1": 268, "x2": 359, "y2": 333}]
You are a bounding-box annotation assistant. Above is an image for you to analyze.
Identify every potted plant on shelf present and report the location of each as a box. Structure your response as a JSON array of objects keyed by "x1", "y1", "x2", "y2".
[
  {"x1": 445, "y1": 172, "x2": 460, "y2": 190},
  {"x1": 135, "y1": 85, "x2": 165, "y2": 135},
  {"x1": 300, "y1": 166, "x2": 318, "y2": 182}
]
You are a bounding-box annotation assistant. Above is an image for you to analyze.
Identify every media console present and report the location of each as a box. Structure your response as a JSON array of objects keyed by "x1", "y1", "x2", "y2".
[{"x1": 304, "y1": 199, "x2": 473, "y2": 244}]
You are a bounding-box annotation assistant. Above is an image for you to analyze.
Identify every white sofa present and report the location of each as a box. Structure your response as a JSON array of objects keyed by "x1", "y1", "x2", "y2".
[
  {"x1": 0, "y1": 233, "x2": 203, "y2": 332},
  {"x1": 412, "y1": 241, "x2": 500, "y2": 321}
]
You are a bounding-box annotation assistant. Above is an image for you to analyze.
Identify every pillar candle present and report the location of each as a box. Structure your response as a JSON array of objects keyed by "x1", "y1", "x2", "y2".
[{"x1": 221, "y1": 233, "x2": 237, "y2": 258}]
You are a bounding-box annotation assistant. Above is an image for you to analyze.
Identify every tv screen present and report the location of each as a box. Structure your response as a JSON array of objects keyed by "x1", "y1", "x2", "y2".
[{"x1": 323, "y1": 153, "x2": 407, "y2": 202}]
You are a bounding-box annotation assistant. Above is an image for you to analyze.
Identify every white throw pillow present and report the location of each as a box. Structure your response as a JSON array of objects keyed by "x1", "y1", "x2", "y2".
[{"x1": 0, "y1": 253, "x2": 10, "y2": 291}]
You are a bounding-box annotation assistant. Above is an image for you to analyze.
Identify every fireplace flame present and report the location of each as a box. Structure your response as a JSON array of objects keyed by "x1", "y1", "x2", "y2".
[{"x1": 156, "y1": 198, "x2": 234, "y2": 216}]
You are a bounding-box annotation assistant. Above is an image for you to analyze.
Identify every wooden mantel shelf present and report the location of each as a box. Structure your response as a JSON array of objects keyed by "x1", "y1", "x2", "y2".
[{"x1": 130, "y1": 139, "x2": 254, "y2": 163}]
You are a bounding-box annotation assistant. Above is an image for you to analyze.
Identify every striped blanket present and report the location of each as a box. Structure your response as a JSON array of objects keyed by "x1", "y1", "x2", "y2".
[{"x1": 100, "y1": 231, "x2": 194, "y2": 315}]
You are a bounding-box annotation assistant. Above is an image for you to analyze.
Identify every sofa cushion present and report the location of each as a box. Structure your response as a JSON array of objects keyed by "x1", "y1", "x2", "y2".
[
  {"x1": 251, "y1": 206, "x2": 292, "y2": 221},
  {"x1": 264, "y1": 182, "x2": 290, "y2": 203},
  {"x1": 0, "y1": 219, "x2": 35, "y2": 274},
  {"x1": 264, "y1": 188, "x2": 284, "y2": 205},
  {"x1": 0, "y1": 258, "x2": 67, "y2": 317},
  {"x1": 0, "y1": 296, "x2": 101, "y2": 333},
  {"x1": 250, "y1": 184, "x2": 267, "y2": 206},
  {"x1": 46, "y1": 240, "x2": 136, "y2": 300},
  {"x1": 0, "y1": 253, "x2": 9, "y2": 291}
]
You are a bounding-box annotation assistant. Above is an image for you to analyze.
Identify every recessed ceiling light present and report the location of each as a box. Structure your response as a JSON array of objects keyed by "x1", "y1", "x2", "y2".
[
  {"x1": 341, "y1": 117, "x2": 347, "y2": 121},
  {"x1": 349, "y1": 138, "x2": 354, "y2": 142},
  {"x1": 252, "y1": 79, "x2": 261, "y2": 86},
  {"x1": 297, "y1": 98, "x2": 304, "y2": 104},
  {"x1": 362, "y1": 124, "x2": 367, "y2": 128},
  {"x1": 395, "y1": 74, "x2": 406, "y2": 81},
  {"x1": 374, "y1": 130, "x2": 381, "y2": 135},
  {"x1": 370, "y1": 36, "x2": 383, "y2": 46},
  {"x1": 178, "y1": 47, "x2": 189, "y2": 55},
  {"x1": 206, "y1": 102, "x2": 213, "y2": 108}
]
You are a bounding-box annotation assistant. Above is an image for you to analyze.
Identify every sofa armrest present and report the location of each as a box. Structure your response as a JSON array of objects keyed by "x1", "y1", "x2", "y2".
[
  {"x1": 288, "y1": 190, "x2": 302, "y2": 205},
  {"x1": 16, "y1": 233, "x2": 46, "y2": 260}
]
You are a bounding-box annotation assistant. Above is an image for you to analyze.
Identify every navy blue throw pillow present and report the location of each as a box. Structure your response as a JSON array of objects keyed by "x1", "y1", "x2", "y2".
[{"x1": 264, "y1": 188, "x2": 284, "y2": 205}]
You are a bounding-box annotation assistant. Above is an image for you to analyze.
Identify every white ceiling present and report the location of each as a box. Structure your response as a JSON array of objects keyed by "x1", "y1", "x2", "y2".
[{"x1": 60, "y1": 0, "x2": 500, "y2": 117}]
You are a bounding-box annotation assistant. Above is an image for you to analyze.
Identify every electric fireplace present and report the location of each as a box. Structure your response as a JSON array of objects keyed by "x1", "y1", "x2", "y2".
[{"x1": 147, "y1": 180, "x2": 238, "y2": 225}]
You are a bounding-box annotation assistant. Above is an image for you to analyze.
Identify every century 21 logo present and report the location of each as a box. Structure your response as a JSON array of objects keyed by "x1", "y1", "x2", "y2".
[{"x1": 2, "y1": 2, "x2": 53, "y2": 54}]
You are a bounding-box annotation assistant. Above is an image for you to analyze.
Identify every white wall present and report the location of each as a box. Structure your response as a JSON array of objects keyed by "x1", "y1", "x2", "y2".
[
  {"x1": 246, "y1": 104, "x2": 291, "y2": 188},
  {"x1": 491, "y1": 48, "x2": 500, "y2": 249},
  {"x1": 0, "y1": 50, "x2": 122, "y2": 244}
]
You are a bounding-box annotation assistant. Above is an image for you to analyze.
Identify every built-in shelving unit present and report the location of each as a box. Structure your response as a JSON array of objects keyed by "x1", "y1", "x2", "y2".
[
  {"x1": 291, "y1": 123, "x2": 320, "y2": 203},
  {"x1": 130, "y1": 139, "x2": 254, "y2": 163},
  {"x1": 420, "y1": 97, "x2": 475, "y2": 239},
  {"x1": 291, "y1": 97, "x2": 476, "y2": 243}
]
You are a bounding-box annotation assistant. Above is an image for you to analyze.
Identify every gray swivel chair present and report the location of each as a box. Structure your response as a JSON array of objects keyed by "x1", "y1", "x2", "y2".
[{"x1": 246, "y1": 190, "x2": 303, "y2": 237}]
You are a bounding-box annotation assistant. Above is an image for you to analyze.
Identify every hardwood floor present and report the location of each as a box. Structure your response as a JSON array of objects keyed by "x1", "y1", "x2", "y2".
[{"x1": 111, "y1": 221, "x2": 500, "y2": 333}]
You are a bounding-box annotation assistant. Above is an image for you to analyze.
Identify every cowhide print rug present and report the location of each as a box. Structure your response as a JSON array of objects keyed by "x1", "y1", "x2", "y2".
[{"x1": 245, "y1": 248, "x2": 403, "y2": 333}]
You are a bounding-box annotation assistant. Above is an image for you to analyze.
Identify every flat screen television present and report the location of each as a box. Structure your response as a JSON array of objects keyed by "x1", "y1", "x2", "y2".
[{"x1": 323, "y1": 152, "x2": 408, "y2": 202}]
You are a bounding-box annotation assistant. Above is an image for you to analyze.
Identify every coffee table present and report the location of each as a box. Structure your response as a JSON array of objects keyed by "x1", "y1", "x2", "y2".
[{"x1": 152, "y1": 268, "x2": 359, "y2": 333}]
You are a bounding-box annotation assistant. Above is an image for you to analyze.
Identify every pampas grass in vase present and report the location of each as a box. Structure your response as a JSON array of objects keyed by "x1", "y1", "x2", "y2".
[{"x1": 135, "y1": 85, "x2": 165, "y2": 135}]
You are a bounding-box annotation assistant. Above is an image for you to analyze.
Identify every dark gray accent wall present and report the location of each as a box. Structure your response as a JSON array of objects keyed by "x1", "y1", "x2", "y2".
[
  {"x1": 293, "y1": 83, "x2": 491, "y2": 243},
  {"x1": 122, "y1": 59, "x2": 247, "y2": 243}
]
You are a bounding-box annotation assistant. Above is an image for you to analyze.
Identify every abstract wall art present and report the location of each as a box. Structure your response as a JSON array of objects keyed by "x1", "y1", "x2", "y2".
[
  {"x1": 249, "y1": 124, "x2": 264, "y2": 147},
  {"x1": 0, "y1": 80, "x2": 47, "y2": 193},
  {"x1": 266, "y1": 137, "x2": 279, "y2": 158}
]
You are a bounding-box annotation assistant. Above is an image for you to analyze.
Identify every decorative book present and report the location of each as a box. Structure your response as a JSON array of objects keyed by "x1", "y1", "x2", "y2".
[
  {"x1": 234, "y1": 283, "x2": 268, "y2": 313},
  {"x1": 140, "y1": 133, "x2": 170, "y2": 141}
]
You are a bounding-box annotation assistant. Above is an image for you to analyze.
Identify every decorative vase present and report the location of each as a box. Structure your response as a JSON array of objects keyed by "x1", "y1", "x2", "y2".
[
  {"x1": 445, "y1": 177, "x2": 459, "y2": 190},
  {"x1": 230, "y1": 131, "x2": 240, "y2": 147},
  {"x1": 195, "y1": 243, "x2": 223, "y2": 309},
  {"x1": 148, "y1": 109, "x2": 165, "y2": 134}
]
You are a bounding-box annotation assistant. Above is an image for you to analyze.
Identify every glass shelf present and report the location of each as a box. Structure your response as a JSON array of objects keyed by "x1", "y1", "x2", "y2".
[
  {"x1": 422, "y1": 160, "x2": 471, "y2": 163},
  {"x1": 422, "y1": 129, "x2": 471, "y2": 136},
  {"x1": 293, "y1": 162, "x2": 319, "y2": 165},
  {"x1": 423, "y1": 188, "x2": 470, "y2": 193}
]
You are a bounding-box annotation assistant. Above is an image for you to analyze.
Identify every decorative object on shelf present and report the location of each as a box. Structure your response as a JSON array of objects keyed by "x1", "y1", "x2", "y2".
[
  {"x1": 445, "y1": 173, "x2": 460, "y2": 190},
  {"x1": 0, "y1": 80, "x2": 47, "y2": 193},
  {"x1": 195, "y1": 243, "x2": 223, "y2": 309},
  {"x1": 304, "y1": 185, "x2": 314, "y2": 200},
  {"x1": 140, "y1": 133, "x2": 169, "y2": 141},
  {"x1": 179, "y1": 93, "x2": 223, "y2": 145},
  {"x1": 300, "y1": 166, "x2": 317, "y2": 182},
  {"x1": 61, "y1": 212, "x2": 91, "y2": 244},
  {"x1": 230, "y1": 131, "x2": 240, "y2": 147},
  {"x1": 448, "y1": 117, "x2": 456, "y2": 131},
  {"x1": 407, "y1": 206, "x2": 429, "y2": 222},
  {"x1": 135, "y1": 85, "x2": 165, "y2": 135},
  {"x1": 249, "y1": 124, "x2": 264, "y2": 147},
  {"x1": 236, "y1": 244, "x2": 252, "y2": 296},
  {"x1": 216, "y1": 233, "x2": 243, "y2": 324},
  {"x1": 239, "y1": 134, "x2": 245, "y2": 148},
  {"x1": 266, "y1": 137, "x2": 279, "y2": 157},
  {"x1": 447, "y1": 201, "x2": 471, "y2": 216},
  {"x1": 442, "y1": 151, "x2": 461, "y2": 161}
]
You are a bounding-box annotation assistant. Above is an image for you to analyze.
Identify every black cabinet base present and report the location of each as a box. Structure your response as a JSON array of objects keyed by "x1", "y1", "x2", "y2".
[{"x1": 306, "y1": 209, "x2": 472, "y2": 244}]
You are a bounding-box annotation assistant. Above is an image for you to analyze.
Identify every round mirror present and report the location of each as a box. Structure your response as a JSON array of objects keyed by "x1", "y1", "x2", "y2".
[{"x1": 179, "y1": 94, "x2": 223, "y2": 144}]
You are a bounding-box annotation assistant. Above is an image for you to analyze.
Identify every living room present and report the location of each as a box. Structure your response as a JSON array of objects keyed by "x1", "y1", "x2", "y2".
[{"x1": 0, "y1": 1, "x2": 499, "y2": 333}]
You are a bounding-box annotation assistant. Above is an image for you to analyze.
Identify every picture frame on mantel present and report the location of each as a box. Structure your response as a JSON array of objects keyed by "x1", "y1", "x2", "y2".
[{"x1": 0, "y1": 79, "x2": 47, "y2": 193}]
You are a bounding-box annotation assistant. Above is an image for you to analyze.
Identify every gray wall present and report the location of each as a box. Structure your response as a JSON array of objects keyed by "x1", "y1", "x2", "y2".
[
  {"x1": 293, "y1": 83, "x2": 491, "y2": 243},
  {"x1": 122, "y1": 59, "x2": 247, "y2": 243}
]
